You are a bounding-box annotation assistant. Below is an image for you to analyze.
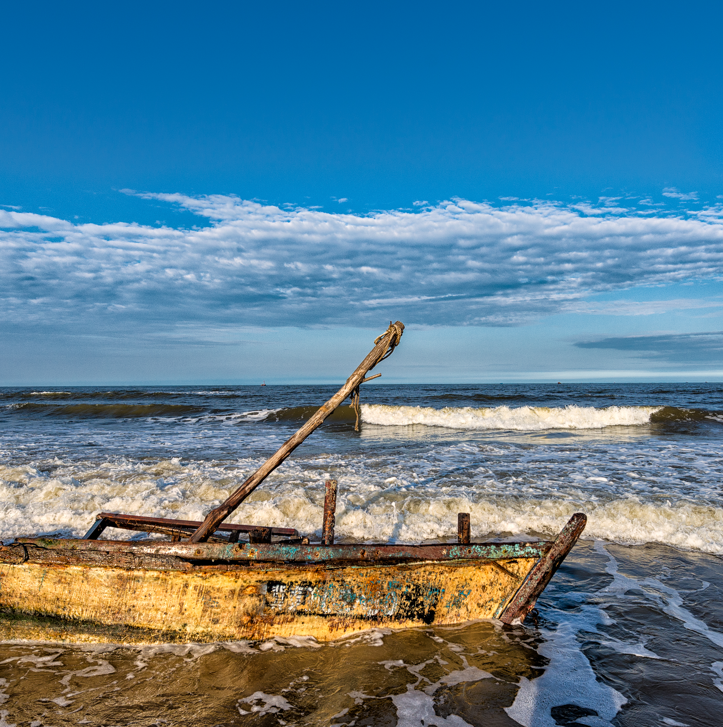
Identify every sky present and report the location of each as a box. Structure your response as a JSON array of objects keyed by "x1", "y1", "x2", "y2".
[{"x1": 2, "y1": 0, "x2": 723, "y2": 384}]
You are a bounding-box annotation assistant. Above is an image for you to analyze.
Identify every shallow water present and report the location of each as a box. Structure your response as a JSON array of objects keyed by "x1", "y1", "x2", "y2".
[{"x1": 1, "y1": 383, "x2": 722, "y2": 725}]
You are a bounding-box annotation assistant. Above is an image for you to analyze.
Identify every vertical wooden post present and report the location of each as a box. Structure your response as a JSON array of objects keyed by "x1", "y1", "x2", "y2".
[
  {"x1": 249, "y1": 527, "x2": 272, "y2": 544},
  {"x1": 322, "y1": 479, "x2": 338, "y2": 545},
  {"x1": 458, "y1": 513, "x2": 470, "y2": 544}
]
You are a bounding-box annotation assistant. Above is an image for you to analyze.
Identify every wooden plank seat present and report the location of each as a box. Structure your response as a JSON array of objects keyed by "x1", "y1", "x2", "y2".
[{"x1": 83, "y1": 512, "x2": 300, "y2": 544}]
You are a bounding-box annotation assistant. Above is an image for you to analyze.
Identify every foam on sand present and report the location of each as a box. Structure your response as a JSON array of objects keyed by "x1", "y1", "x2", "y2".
[{"x1": 506, "y1": 615, "x2": 627, "y2": 727}]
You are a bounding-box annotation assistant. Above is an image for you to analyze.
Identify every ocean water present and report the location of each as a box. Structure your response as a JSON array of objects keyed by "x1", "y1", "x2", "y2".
[{"x1": 0, "y1": 383, "x2": 722, "y2": 726}]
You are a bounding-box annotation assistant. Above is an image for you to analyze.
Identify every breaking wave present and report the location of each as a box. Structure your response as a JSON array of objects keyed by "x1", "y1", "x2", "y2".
[
  {"x1": 360, "y1": 404, "x2": 662, "y2": 430},
  {"x1": 2, "y1": 451, "x2": 723, "y2": 553}
]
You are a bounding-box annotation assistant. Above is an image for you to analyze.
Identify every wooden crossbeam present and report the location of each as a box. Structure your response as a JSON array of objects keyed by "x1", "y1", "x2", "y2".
[{"x1": 83, "y1": 512, "x2": 298, "y2": 543}]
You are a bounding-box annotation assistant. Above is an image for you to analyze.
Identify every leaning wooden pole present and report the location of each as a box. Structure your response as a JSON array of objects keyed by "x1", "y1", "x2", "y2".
[
  {"x1": 498, "y1": 512, "x2": 587, "y2": 624},
  {"x1": 188, "y1": 321, "x2": 404, "y2": 543}
]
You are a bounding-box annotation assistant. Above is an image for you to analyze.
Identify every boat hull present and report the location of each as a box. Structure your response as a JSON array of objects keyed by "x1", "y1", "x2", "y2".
[
  {"x1": 0, "y1": 557, "x2": 536, "y2": 643},
  {"x1": 0, "y1": 513, "x2": 587, "y2": 643}
]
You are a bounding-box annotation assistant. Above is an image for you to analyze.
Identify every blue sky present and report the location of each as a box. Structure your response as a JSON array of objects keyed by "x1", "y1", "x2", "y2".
[{"x1": 2, "y1": 1, "x2": 723, "y2": 384}]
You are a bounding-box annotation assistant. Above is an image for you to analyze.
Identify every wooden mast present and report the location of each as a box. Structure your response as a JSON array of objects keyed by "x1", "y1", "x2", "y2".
[{"x1": 187, "y1": 321, "x2": 404, "y2": 543}]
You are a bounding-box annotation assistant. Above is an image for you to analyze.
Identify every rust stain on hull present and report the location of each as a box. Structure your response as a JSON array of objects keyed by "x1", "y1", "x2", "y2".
[{"x1": 0, "y1": 558, "x2": 536, "y2": 643}]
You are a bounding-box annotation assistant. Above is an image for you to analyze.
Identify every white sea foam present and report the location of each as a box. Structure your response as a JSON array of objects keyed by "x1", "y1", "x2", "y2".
[
  {"x1": 237, "y1": 691, "x2": 293, "y2": 716},
  {"x1": 595, "y1": 541, "x2": 723, "y2": 648},
  {"x1": 191, "y1": 408, "x2": 280, "y2": 423},
  {"x1": 392, "y1": 689, "x2": 472, "y2": 726},
  {"x1": 2, "y1": 439, "x2": 723, "y2": 553},
  {"x1": 506, "y1": 616, "x2": 627, "y2": 727},
  {"x1": 361, "y1": 404, "x2": 660, "y2": 431},
  {"x1": 373, "y1": 645, "x2": 493, "y2": 726},
  {"x1": 712, "y1": 662, "x2": 723, "y2": 693}
]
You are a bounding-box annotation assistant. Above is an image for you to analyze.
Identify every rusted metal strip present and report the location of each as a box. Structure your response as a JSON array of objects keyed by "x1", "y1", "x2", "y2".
[
  {"x1": 458, "y1": 513, "x2": 470, "y2": 544},
  {"x1": 0, "y1": 545, "x2": 27, "y2": 565},
  {"x1": 13, "y1": 537, "x2": 550, "y2": 565},
  {"x1": 497, "y1": 513, "x2": 587, "y2": 624},
  {"x1": 322, "y1": 480, "x2": 337, "y2": 546},
  {"x1": 188, "y1": 321, "x2": 404, "y2": 543},
  {"x1": 2, "y1": 543, "x2": 188, "y2": 570}
]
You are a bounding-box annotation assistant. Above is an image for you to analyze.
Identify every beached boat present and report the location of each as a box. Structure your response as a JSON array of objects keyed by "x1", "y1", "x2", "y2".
[{"x1": 0, "y1": 322, "x2": 586, "y2": 643}]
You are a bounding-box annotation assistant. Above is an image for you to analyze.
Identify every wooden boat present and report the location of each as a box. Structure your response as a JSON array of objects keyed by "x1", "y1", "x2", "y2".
[{"x1": 0, "y1": 322, "x2": 586, "y2": 644}]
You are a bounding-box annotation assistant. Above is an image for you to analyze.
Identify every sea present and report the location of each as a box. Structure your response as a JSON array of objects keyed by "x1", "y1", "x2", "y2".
[{"x1": 0, "y1": 383, "x2": 722, "y2": 726}]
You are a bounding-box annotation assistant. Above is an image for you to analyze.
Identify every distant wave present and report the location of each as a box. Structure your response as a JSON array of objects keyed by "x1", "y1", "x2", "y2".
[
  {"x1": 6, "y1": 400, "x2": 720, "y2": 428},
  {"x1": 649, "y1": 406, "x2": 723, "y2": 423},
  {"x1": 193, "y1": 408, "x2": 281, "y2": 423},
  {"x1": 361, "y1": 404, "x2": 662, "y2": 430},
  {"x1": 28, "y1": 391, "x2": 73, "y2": 397},
  {"x1": 4, "y1": 402, "x2": 360, "y2": 422},
  {"x1": 20, "y1": 390, "x2": 184, "y2": 400},
  {"x1": 17, "y1": 390, "x2": 247, "y2": 401},
  {"x1": 195, "y1": 405, "x2": 357, "y2": 424},
  {"x1": 8, "y1": 403, "x2": 205, "y2": 418}
]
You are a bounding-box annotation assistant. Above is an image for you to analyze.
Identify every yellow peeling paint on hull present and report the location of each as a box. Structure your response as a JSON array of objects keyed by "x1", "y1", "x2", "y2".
[{"x1": 0, "y1": 558, "x2": 537, "y2": 644}]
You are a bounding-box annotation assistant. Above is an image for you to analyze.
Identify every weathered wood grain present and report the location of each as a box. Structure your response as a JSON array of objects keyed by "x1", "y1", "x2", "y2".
[
  {"x1": 6, "y1": 538, "x2": 550, "y2": 568},
  {"x1": 498, "y1": 512, "x2": 587, "y2": 624},
  {"x1": 458, "y1": 513, "x2": 471, "y2": 544},
  {"x1": 322, "y1": 479, "x2": 337, "y2": 546}
]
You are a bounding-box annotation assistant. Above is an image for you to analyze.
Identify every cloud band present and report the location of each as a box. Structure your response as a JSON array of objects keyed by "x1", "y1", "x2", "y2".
[{"x1": 2, "y1": 194, "x2": 723, "y2": 330}]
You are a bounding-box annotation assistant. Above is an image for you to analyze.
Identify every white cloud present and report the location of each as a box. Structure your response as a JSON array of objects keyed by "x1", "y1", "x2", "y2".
[
  {"x1": 2, "y1": 195, "x2": 723, "y2": 332},
  {"x1": 662, "y1": 187, "x2": 699, "y2": 201},
  {"x1": 567, "y1": 298, "x2": 723, "y2": 316}
]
